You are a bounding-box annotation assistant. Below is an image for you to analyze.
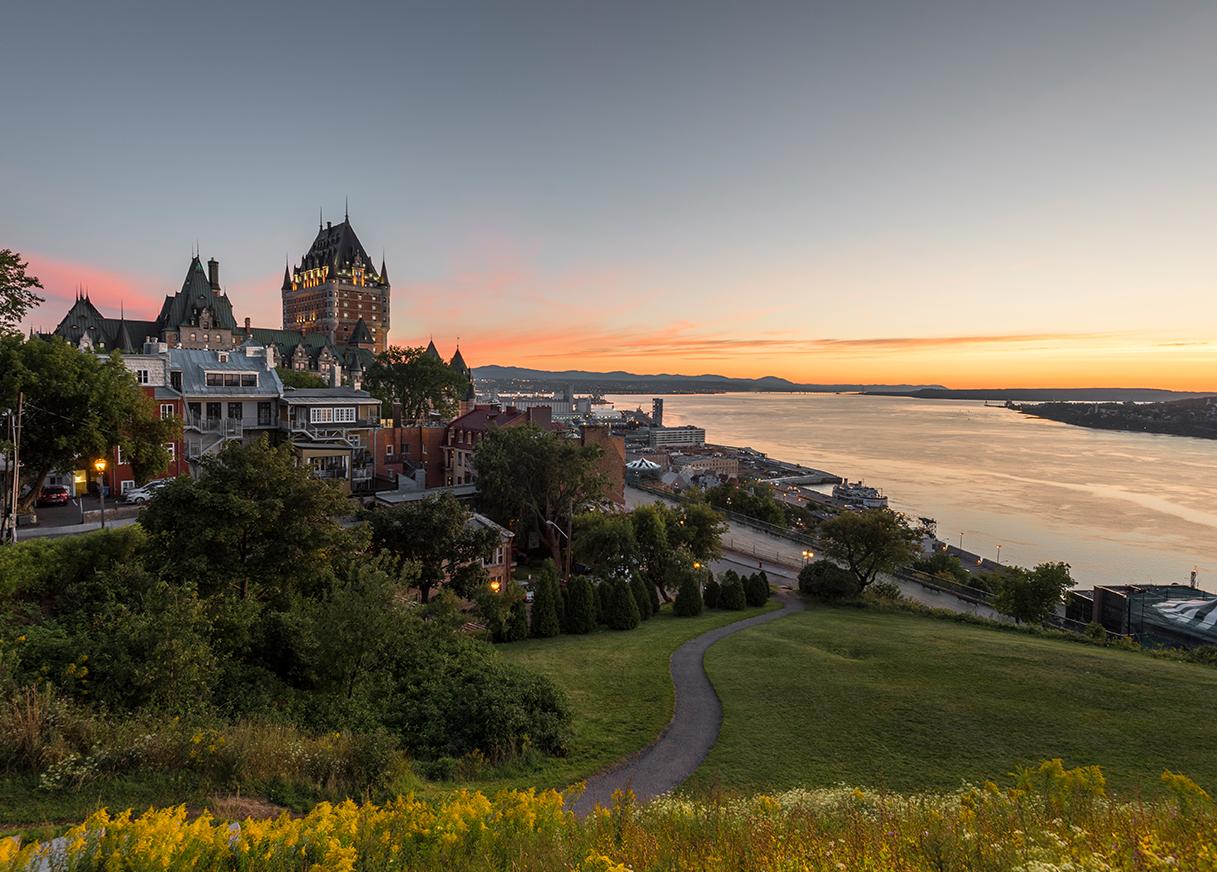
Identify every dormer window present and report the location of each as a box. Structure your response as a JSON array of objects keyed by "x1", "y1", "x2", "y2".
[{"x1": 218, "y1": 351, "x2": 229, "y2": 363}]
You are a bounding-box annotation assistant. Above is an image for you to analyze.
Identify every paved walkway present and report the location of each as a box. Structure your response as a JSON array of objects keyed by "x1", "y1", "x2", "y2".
[{"x1": 569, "y1": 590, "x2": 805, "y2": 816}]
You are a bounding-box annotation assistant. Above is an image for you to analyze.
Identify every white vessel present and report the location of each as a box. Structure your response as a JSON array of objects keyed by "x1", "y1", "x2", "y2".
[{"x1": 831, "y1": 480, "x2": 889, "y2": 509}]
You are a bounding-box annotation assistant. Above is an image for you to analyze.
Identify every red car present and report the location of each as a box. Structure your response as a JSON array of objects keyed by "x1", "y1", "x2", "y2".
[{"x1": 36, "y1": 485, "x2": 71, "y2": 507}]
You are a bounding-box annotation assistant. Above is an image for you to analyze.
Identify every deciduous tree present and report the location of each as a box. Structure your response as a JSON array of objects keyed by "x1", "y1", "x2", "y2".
[
  {"x1": 0, "y1": 249, "x2": 44, "y2": 332},
  {"x1": 362, "y1": 490, "x2": 499, "y2": 603},
  {"x1": 364, "y1": 345, "x2": 468, "y2": 424},
  {"x1": 818, "y1": 509, "x2": 919, "y2": 591},
  {"x1": 994, "y1": 561, "x2": 1074, "y2": 624}
]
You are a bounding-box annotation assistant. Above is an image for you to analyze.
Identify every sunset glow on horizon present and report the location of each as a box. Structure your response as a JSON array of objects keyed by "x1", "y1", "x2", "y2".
[{"x1": 6, "y1": 1, "x2": 1216, "y2": 392}]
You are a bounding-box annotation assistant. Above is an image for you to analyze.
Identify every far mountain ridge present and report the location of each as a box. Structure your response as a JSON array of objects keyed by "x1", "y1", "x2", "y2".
[{"x1": 472, "y1": 364, "x2": 942, "y2": 393}]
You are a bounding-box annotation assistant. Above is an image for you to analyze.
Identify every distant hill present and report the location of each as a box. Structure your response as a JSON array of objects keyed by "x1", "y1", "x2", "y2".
[
  {"x1": 864, "y1": 387, "x2": 1212, "y2": 402},
  {"x1": 472, "y1": 365, "x2": 943, "y2": 394}
]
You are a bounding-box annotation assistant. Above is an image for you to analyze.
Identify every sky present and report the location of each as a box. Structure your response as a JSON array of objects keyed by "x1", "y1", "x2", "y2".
[{"x1": 2, "y1": 0, "x2": 1216, "y2": 390}]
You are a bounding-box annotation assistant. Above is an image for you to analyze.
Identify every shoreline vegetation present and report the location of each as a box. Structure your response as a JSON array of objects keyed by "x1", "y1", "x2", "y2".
[{"x1": 1017, "y1": 395, "x2": 1217, "y2": 440}]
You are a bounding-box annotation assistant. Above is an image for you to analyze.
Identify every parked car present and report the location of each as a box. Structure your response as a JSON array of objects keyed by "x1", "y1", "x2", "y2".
[
  {"x1": 36, "y1": 485, "x2": 71, "y2": 507},
  {"x1": 123, "y1": 479, "x2": 170, "y2": 504}
]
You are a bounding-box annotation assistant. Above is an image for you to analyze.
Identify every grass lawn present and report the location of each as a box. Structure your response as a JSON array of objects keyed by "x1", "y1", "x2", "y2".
[
  {"x1": 689, "y1": 604, "x2": 1217, "y2": 796},
  {"x1": 454, "y1": 601, "x2": 779, "y2": 795}
]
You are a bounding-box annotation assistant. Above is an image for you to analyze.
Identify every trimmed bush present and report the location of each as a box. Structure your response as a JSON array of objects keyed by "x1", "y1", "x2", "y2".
[
  {"x1": 606, "y1": 578, "x2": 641, "y2": 631},
  {"x1": 596, "y1": 580, "x2": 613, "y2": 624},
  {"x1": 503, "y1": 598, "x2": 529, "y2": 642},
  {"x1": 530, "y1": 561, "x2": 562, "y2": 638},
  {"x1": 745, "y1": 572, "x2": 769, "y2": 607},
  {"x1": 702, "y1": 578, "x2": 721, "y2": 609},
  {"x1": 673, "y1": 570, "x2": 704, "y2": 617},
  {"x1": 719, "y1": 577, "x2": 747, "y2": 610},
  {"x1": 798, "y1": 560, "x2": 860, "y2": 600},
  {"x1": 866, "y1": 580, "x2": 903, "y2": 602},
  {"x1": 565, "y1": 577, "x2": 597, "y2": 635},
  {"x1": 630, "y1": 574, "x2": 653, "y2": 620}
]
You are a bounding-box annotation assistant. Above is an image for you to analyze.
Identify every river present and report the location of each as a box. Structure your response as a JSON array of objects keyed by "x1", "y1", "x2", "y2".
[{"x1": 605, "y1": 392, "x2": 1217, "y2": 592}]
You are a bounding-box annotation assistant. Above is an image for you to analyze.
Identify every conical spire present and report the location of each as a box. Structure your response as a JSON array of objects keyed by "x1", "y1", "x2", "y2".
[
  {"x1": 379, "y1": 255, "x2": 388, "y2": 285},
  {"x1": 425, "y1": 338, "x2": 441, "y2": 360},
  {"x1": 281, "y1": 259, "x2": 293, "y2": 292}
]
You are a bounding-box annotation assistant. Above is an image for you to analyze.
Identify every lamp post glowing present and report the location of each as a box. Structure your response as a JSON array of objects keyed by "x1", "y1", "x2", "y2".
[
  {"x1": 802, "y1": 549, "x2": 813, "y2": 564},
  {"x1": 489, "y1": 579, "x2": 501, "y2": 594},
  {"x1": 93, "y1": 458, "x2": 107, "y2": 528}
]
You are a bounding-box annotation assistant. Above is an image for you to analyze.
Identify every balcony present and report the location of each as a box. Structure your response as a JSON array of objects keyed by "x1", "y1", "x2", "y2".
[{"x1": 184, "y1": 413, "x2": 243, "y2": 440}]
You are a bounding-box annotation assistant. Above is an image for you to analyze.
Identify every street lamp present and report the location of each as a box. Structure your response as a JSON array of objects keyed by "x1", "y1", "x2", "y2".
[
  {"x1": 93, "y1": 458, "x2": 107, "y2": 529},
  {"x1": 802, "y1": 549, "x2": 814, "y2": 564},
  {"x1": 489, "y1": 579, "x2": 501, "y2": 593},
  {"x1": 995, "y1": 544, "x2": 1002, "y2": 564}
]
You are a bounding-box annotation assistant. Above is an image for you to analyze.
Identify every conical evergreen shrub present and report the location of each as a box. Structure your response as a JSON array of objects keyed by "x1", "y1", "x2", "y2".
[
  {"x1": 720, "y1": 576, "x2": 747, "y2": 610},
  {"x1": 530, "y1": 560, "x2": 562, "y2": 638},
  {"x1": 745, "y1": 571, "x2": 770, "y2": 607},
  {"x1": 504, "y1": 597, "x2": 530, "y2": 641},
  {"x1": 607, "y1": 577, "x2": 641, "y2": 630},
  {"x1": 673, "y1": 570, "x2": 703, "y2": 617},
  {"x1": 597, "y1": 579, "x2": 613, "y2": 624},
  {"x1": 565, "y1": 576, "x2": 597, "y2": 634},
  {"x1": 630, "y1": 574, "x2": 653, "y2": 620},
  {"x1": 702, "y1": 577, "x2": 721, "y2": 609}
]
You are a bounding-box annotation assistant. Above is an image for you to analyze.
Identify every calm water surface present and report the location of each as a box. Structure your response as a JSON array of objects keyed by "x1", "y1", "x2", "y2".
[{"x1": 606, "y1": 393, "x2": 1217, "y2": 591}]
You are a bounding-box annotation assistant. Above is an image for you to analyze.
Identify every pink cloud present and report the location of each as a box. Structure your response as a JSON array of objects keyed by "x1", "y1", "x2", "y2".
[{"x1": 20, "y1": 252, "x2": 163, "y2": 331}]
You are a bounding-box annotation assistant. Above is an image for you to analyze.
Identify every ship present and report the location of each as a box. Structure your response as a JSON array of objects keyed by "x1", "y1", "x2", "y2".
[{"x1": 831, "y1": 480, "x2": 889, "y2": 509}]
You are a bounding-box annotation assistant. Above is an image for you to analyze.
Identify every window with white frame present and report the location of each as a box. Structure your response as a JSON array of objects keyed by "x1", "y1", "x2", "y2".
[
  {"x1": 120, "y1": 480, "x2": 135, "y2": 494},
  {"x1": 309, "y1": 406, "x2": 356, "y2": 424},
  {"x1": 160, "y1": 403, "x2": 174, "y2": 419},
  {"x1": 116, "y1": 446, "x2": 126, "y2": 465},
  {"x1": 136, "y1": 369, "x2": 150, "y2": 384},
  {"x1": 165, "y1": 442, "x2": 175, "y2": 462}
]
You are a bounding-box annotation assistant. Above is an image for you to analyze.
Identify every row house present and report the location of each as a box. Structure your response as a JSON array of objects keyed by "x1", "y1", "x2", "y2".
[
  {"x1": 443, "y1": 405, "x2": 555, "y2": 486},
  {"x1": 279, "y1": 386, "x2": 383, "y2": 493},
  {"x1": 174, "y1": 345, "x2": 284, "y2": 462}
]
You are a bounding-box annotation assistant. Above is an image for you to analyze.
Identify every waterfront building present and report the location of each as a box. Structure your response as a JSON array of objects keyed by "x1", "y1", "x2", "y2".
[
  {"x1": 651, "y1": 398, "x2": 664, "y2": 427},
  {"x1": 281, "y1": 213, "x2": 390, "y2": 354},
  {"x1": 649, "y1": 425, "x2": 706, "y2": 448}
]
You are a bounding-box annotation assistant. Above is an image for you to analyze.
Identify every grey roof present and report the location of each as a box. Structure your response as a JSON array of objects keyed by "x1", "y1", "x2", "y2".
[
  {"x1": 281, "y1": 386, "x2": 374, "y2": 400},
  {"x1": 168, "y1": 348, "x2": 284, "y2": 396},
  {"x1": 348, "y1": 318, "x2": 374, "y2": 345},
  {"x1": 297, "y1": 218, "x2": 387, "y2": 287},
  {"x1": 52, "y1": 295, "x2": 161, "y2": 353}
]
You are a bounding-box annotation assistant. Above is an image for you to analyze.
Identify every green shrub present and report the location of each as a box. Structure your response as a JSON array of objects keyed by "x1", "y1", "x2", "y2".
[
  {"x1": 529, "y1": 561, "x2": 562, "y2": 638},
  {"x1": 719, "y1": 577, "x2": 747, "y2": 611},
  {"x1": 596, "y1": 580, "x2": 613, "y2": 624},
  {"x1": 503, "y1": 598, "x2": 529, "y2": 642},
  {"x1": 673, "y1": 570, "x2": 703, "y2": 617},
  {"x1": 798, "y1": 560, "x2": 860, "y2": 600},
  {"x1": 606, "y1": 579, "x2": 641, "y2": 631},
  {"x1": 564, "y1": 577, "x2": 597, "y2": 635},
  {"x1": 866, "y1": 580, "x2": 903, "y2": 602},
  {"x1": 1085, "y1": 621, "x2": 1108, "y2": 642},
  {"x1": 0, "y1": 525, "x2": 147, "y2": 602},
  {"x1": 629, "y1": 575, "x2": 653, "y2": 620},
  {"x1": 702, "y1": 578, "x2": 721, "y2": 609},
  {"x1": 745, "y1": 572, "x2": 769, "y2": 607}
]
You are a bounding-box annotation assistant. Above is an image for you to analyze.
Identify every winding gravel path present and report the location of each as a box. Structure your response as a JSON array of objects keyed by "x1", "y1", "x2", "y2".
[{"x1": 569, "y1": 590, "x2": 805, "y2": 815}]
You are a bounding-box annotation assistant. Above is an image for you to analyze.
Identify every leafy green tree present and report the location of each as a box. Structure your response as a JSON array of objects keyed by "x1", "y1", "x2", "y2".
[
  {"x1": 530, "y1": 560, "x2": 563, "y2": 638},
  {"x1": 913, "y1": 551, "x2": 970, "y2": 583},
  {"x1": 672, "y1": 568, "x2": 703, "y2": 617},
  {"x1": 474, "y1": 424, "x2": 607, "y2": 578},
  {"x1": 745, "y1": 571, "x2": 770, "y2": 606},
  {"x1": 993, "y1": 561, "x2": 1074, "y2": 624},
  {"x1": 818, "y1": 509, "x2": 919, "y2": 591},
  {"x1": 573, "y1": 511, "x2": 637, "y2": 578},
  {"x1": 504, "y1": 596, "x2": 530, "y2": 642},
  {"x1": 361, "y1": 490, "x2": 499, "y2": 603},
  {"x1": 669, "y1": 500, "x2": 727, "y2": 563},
  {"x1": 719, "y1": 576, "x2": 747, "y2": 610},
  {"x1": 606, "y1": 577, "x2": 641, "y2": 630},
  {"x1": 596, "y1": 579, "x2": 613, "y2": 624},
  {"x1": 703, "y1": 480, "x2": 785, "y2": 526},
  {"x1": 0, "y1": 249, "x2": 44, "y2": 332},
  {"x1": 364, "y1": 345, "x2": 468, "y2": 424},
  {"x1": 140, "y1": 438, "x2": 353, "y2": 599},
  {"x1": 276, "y1": 367, "x2": 327, "y2": 389},
  {"x1": 632, "y1": 503, "x2": 674, "y2": 602},
  {"x1": 629, "y1": 573, "x2": 653, "y2": 620},
  {"x1": 0, "y1": 337, "x2": 178, "y2": 508},
  {"x1": 702, "y1": 577, "x2": 721, "y2": 609},
  {"x1": 798, "y1": 560, "x2": 860, "y2": 600},
  {"x1": 565, "y1": 576, "x2": 598, "y2": 634}
]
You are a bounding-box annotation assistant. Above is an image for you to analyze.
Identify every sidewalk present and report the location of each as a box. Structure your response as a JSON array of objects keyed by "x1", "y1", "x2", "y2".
[{"x1": 17, "y1": 516, "x2": 139, "y2": 539}]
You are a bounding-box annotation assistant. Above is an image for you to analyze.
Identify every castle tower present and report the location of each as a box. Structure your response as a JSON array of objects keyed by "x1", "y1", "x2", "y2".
[{"x1": 281, "y1": 214, "x2": 391, "y2": 353}]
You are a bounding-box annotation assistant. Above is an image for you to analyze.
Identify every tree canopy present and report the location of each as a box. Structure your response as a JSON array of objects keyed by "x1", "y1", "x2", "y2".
[
  {"x1": 361, "y1": 490, "x2": 500, "y2": 603},
  {"x1": 0, "y1": 337, "x2": 179, "y2": 508},
  {"x1": 817, "y1": 509, "x2": 920, "y2": 590},
  {"x1": 140, "y1": 438, "x2": 353, "y2": 599},
  {"x1": 0, "y1": 249, "x2": 44, "y2": 332},
  {"x1": 474, "y1": 424, "x2": 607, "y2": 578},
  {"x1": 363, "y1": 345, "x2": 468, "y2": 424},
  {"x1": 993, "y1": 561, "x2": 1074, "y2": 624},
  {"x1": 276, "y1": 367, "x2": 327, "y2": 389}
]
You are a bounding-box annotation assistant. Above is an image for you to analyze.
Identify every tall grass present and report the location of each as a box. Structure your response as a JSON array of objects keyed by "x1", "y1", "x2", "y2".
[{"x1": 1, "y1": 760, "x2": 1214, "y2": 870}]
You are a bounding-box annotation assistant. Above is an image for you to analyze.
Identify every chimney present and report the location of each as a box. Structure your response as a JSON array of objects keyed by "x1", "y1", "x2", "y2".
[
  {"x1": 330, "y1": 362, "x2": 342, "y2": 387},
  {"x1": 207, "y1": 258, "x2": 220, "y2": 291},
  {"x1": 244, "y1": 317, "x2": 251, "y2": 333}
]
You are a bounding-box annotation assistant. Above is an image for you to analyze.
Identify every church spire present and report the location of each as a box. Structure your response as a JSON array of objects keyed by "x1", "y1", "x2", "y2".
[
  {"x1": 379, "y1": 255, "x2": 388, "y2": 285},
  {"x1": 282, "y1": 258, "x2": 292, "y2": 292}
]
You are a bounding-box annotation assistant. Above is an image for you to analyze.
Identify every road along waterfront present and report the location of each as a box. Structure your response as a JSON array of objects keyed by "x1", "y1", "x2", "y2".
[{"x1": 608, "y1": 392, "x2": 1217, "y2": 592}]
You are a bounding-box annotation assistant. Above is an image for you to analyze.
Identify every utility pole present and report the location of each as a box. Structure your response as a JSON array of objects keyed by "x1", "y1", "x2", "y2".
[{"x1": 3, "y1": 394, "x2": 22, "y2": 544}]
